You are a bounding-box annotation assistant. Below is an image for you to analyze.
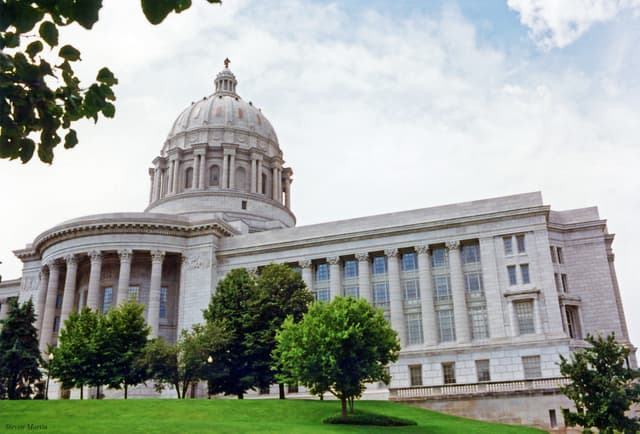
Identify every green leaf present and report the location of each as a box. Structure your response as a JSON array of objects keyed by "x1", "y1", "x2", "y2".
[
  {"x1": 102, "y1": 103, "x2": 115, "y2": 118},
  {"x1": 2, "y1": 32, "x2": 20, "y2": 49},
  {"x1": 58, "y1": 45, "x2": 81, "y2": 62},
  {"x1": 96, "y1": 67, "x2": 118, "y2": 86},
  {"x1": 64, "y1": 130, "x2": 78, "y2": 149},
  {"x1": 69, "y1": 0, "x2": 104, "y2": 29},
  {"x1": 19, "y1": 138, "x2": 35, "y2": 163},
  {"x1": 13, "y1": 2, "x2": 43, "y2": 33},
  {"x1": 26, "y1": 41, "x2": 43, "y2": 59},
  {"x1": 141, "y1": 0, "x2": 180, "y2": 25},
  {"x1": 39, "y1": 21, "x2": 59, "y2": 47}
]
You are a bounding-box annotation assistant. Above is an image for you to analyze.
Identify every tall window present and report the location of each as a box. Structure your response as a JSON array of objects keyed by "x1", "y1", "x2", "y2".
[
  {"x1": 102, "y1": 287, "x2": 113, "y2": 313},
  {"x1": 520, "y1": 264, "x2": 530, "y2": 284},
  {"x1": 372, "y1": 282, "x2": 389, "y2": 307},
  {"x1": 56, "y1": 294, "x2": 63, "y2": 309},
  {"x1": 507, "y1": 265, "x2": 517, "y2": 285},
  {"x1": 550, "y1": 246, "x2": 557, "y2": 263},
  {"x1": 372, "y1": 256, "x2": 387, "y2": 275},
  {"x1": 442, "y1": 362, "x2": 456, "y2": 384},
  {"x1": 315, "y1": 263, "x2": 329, "y2": 281},
  {"x1": 128, "y1": 286, "x2": 139, "y2": 302},
  {"x1": 406, "y1": 313, "x2": 424, "y2": 345},
  {"x1": 409, "y1": 365, "x2": 423, "y2": 386},
  {"x1": 261, "y1": 173, "x2": 268, "y2": 195},
  {"x1": 343, "y1": 260, "x2": 358, "y2": 279},
  {"x1": 464, "y1": 272, "x2": 483, "y2": 296},
  {"x1": 503, "y1": 237, "x2": 513, "y2": 255},
  {"x1": 434, "y1": 276, "x2": 451, "y2": 303},
  {"x1": 522, "y1": 356, "x2": 542, "y2": 379},
  {"x1": 554, "y1": 273, "x2": 561, "y2": 292},
  {"x1": 476, "y1": 359, "x2": 491, "y2": 382},
  {"x1": 514, "y1": 300, "x2": 535, "y2": 335},
  {"x1": 461, "y1": 243, "x2": 480, "y2": 264},
  {"x1": 236, "y1": 167, "x2": 247, "y2": 192},
  {"x1": 431, "y1": 247, "x2": 448, "y2": 268},
  {"x1": 160, "y1": 287, "x2": 168, "y2": 319},
  {"x1": 401, "y1": 252, "x2": 417, "y2": 271},
  {"x1": 314, "y1": 264, "x2": 330, "y2": 302},
  {"x1": 470, "y1": 306, "x2": 489, "y2": 340},
  {"x1": 437, "y1": 309, "x2": 455, "y2": 342},
  {"x1": 516, "y1": 235, "x2": 526, "y2": 253},
  {"x1": 561, "y1": 274, "x2": 569, "y2": 292},
  {"x1": 343, "y1": 286, "x2": 359, "y2": 298},
  {"x1": 185, "y1": 167, "x2": 193, "y2": 189},
  {"x1": 557, "y1": 247, "x2": 564, "y2": 264},
  {"x1": 402, "y1": 279, "x2": 420, "y2": 304},
  {"x1": 209, "y1": 165, "x2": 220, "y2": 186},
  {"x1": 565, "y1": 306, "x2": 582, "y2": 339},
  {"x1": 53, "y1": 316, "x2": 60, "y2": 332}
]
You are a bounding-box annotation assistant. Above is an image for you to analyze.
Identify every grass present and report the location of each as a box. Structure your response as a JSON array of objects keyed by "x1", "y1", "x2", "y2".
[{"x1": 1, "y1": 399, "x2": 547, "y2": 434}]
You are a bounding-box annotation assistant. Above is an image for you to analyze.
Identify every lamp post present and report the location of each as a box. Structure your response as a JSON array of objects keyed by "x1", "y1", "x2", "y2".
[
  {"x1": 45, "y1": 353, "x2": 54, "y2": 400},
  {"x1": 206, "y1": 355, "x2": 213, "y2": 399}
]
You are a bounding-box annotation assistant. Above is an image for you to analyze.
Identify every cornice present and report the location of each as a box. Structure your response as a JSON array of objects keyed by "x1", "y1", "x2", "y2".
[{"x1": 547, "y1": 219, "x2": 607, "y2": 233}]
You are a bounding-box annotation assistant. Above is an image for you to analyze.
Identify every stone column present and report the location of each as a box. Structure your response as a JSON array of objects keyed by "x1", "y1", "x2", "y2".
[
  {"x1": 153, "y1": 167, "x2": 161, "y2": 201},
  {"x1": 35, "y1": 268, "x2": 49, "y2": 338},
  {"x1": 148, "y1": 250, "x2": 165, "y2": 339},
  {"x1": 221, "y1": 155, "x2": 228, "y2": 189},
  {"x1": 199, "y1": 152, "x2": 207, "y2": 190},
  {"x1": 448, "y1": 240, "x2": 470, "y2": 343},
  {"x1": 328, "y1": 256, "x2": 341, "y2": 300},
  {"x1": 250, "y1": 159, "x2": 257, "y2": 193},
  {"x1": 533, "y1": 297, "x2": 542, "y2": 334},
  {"x1": 229, "y1": 154, "x2": 236, "y2": 189},
  {"x1": 0, "y1": 299, "x2": 8, "y2": 324},
  {"x1": 284, "y1": 176, "x2": 291, "y2": 208},
  {"x1": 172, "y1": 160, "x2": 180, "y2": 193},
  {"x1": 272, "y1": 167, "x2": 278, "y2": 201},
  {"x1": 299, "y1": 259, "x2": 313, "y2": 294},
  {"x1": 191, "y1": 159, "x2": 198, "y2": 189},
  {"x1": 86, "y1": 251, "x2": 103, "y2": 310},
  {"x1": 159, "y1": 168, "x2": 166, "y2": 198},
  {"x1": 257, "y1": 160, "x2": 263, "y2": 194},
  {"x1": 416, "y1": 245, "x2": 437, "y2": 346},
  {"x1": 116, "y1": 249, "x2": 133, "y2": 306},
  {"x1": 59, "y1": 254, "x2": 78, "y2": 332},
  {"x1": 386, "y1": 248, "x2": 406, "y2": 345},
  {"x1": 356, "y1": 252, "x2": 371, "y2": 302},
  {"x1": 167, "y1": 160, "x2": 175, "y2": 194},
  {"x1": 40, "y1": 260, "x2": 60, "y2": 353}
]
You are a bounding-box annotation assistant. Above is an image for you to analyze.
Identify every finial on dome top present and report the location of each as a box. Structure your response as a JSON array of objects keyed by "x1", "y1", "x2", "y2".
[
  {"x1": 224, "y1": 57, "x2": 230, "y2": 68},
  {"x1": 214, "y1": 58, "x2": 238, "y2": 97}
]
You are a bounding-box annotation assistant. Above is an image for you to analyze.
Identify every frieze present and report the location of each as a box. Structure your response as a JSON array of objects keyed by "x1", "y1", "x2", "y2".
[{"x1": 182, "y1": 253, "x2": 211, "y2": 270}]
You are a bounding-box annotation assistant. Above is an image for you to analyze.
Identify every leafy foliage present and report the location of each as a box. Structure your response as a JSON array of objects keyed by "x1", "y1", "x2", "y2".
[
  {"x1": 274, "y1": 297, "x2": 400, "y2": 417},
  {"x1": 560, "y1": 333, "x2": 640, "y2": 434},
  {"x1": 0, "y1": 298, "x2": 42, "y2": 399},
  {"x1": 323, "y1": 410, "x2": 416, "y2": 426},
  {"x1": 0, "y1": 0, "x2": 220, "y2": 164}
]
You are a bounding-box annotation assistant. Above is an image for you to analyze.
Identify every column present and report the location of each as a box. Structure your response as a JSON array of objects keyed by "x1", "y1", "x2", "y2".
[
  {"x1": 250, "y1": 159, "x2": 257, "y2": 193},
  {"x1": 479, "y1": 237, "x2": 506, "y2": 339},
  {"x1": 284, "y1": 176, "x2": 291, "y2": 208},
  {"x1": 35, "y1": 268, "x2": 49, "y2": 338},
  {"x1": 159, "y1": 168, "x2": 166, "y2": 198},
  {"x1": 199, "y1": 152, "x2": 207, "y2": 190},
  {"x1": 221, "y1": 155, "x2": 228, "y2": 189},
  {"x1": 0, "y1": 299, "x2": 8, "y2": 324},
  {"x1": 533, "y1": 297, "x2": 543, "y2": 334},
  {"x1": 192, "y1": 157, "x2": 199, "y2": 189},
  {"x1": 272, "y1": 167, "x2": 278, "y2": 201},
  {"x1": 448, "y1": 240, "x2": 470, "y2": 343},
  {"x1": 229, "y1": 154, "x2": 236, "y2": 189},
  {"x1": 116, "y1": 249, "x2": 133, "y2": 306},
  {"x1": 172, "y1": 160, "x2": 180, "y2": 193},
  {"x1": 356, "y1": 253, "x2": 371, "y2": 302},
  {"x1": 167, "y1": 160, "x2": 175, "y2": 194},
  {"x1": 153, "y1": 167, "x2": 161, "y2": 201},
  {"x1": 40, "y1": 260, "x2": 60, "y2": 353},
  {"x1": 149, "y1": 168, "x2": 156, "y2": 203},
  {"x1": 86, "y1": 251, "x2": 102, "y2": 310},
  {"x1": 328, "y1": 256, "x2": 341, "y2": 300},
  {"x1": 416, "y1": 245, "x2": 437, "y2": 346},
  {"x1": 59, "y1": 254, "x2": 78, "y2": 332},
  {"x1": 386, "y1": 248, "x2": 406, "y2": 345},
  {"x1": 299, "y1": 259, "x2": 313, "y2": 294},
  {"x1": 257, "y1": 160, "x2": 263, "y2": 194},
  {"x1": 148, "y1": 250, "x2": 165, "y2": 339}
]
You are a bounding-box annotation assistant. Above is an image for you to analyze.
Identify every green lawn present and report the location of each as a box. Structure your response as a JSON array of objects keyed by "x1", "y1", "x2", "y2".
[{"x1": 1, "y1": 399, "x2": 545, "y2": 434}]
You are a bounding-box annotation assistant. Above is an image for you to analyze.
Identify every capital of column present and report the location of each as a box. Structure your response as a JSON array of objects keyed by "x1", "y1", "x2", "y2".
[
  {"x1": 415, "y1": 244, "x2": 430, "y2": 255},
  {"x1": 89, "y1": 250, "x2": 103, "y2": 263},
  {"x1": 247, "y1": 266, "x2": 259, "y2": 275},
  {"x1": 64, "y1": 254, "x2": 78, "y2": 266},
  {"x1": 298, "y1": 259, "x2": 312, "y2": 269},
  {"x1": 446, "y1": 240, "x2": 460, "y2": 251},
  {"x1": 327, "y1": 256, "x2": 340, "y2": 265},
  {"x1": 39, "y1": 267, "x2": 49, "y2": 279},
  {"x1": 222, "y1": 143, "x2": 238, "y2": 155},
  {"x1": 355, "y1": 252, "x2": 369, "y2": 262},
  {"x1": 384, "y1": 248, "x2": 399, "y2": 257},
  {"x1": 151, "y1": 250, "x2": 166, "y2": 263},
  {"x1": 44, "y1": 258, "x2": 60, "y2": 271},
  {"x1": 118, "y1": 249, "x2": 133, "y2": 262}
]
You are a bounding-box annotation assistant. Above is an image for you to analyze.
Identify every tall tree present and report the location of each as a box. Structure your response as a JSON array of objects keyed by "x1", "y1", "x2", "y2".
[
  {"x1": 1, "y1": 0, "x2": 221, "y2": 164},
  {"x1": 253, "y1": 263, "x2": 313, "y2": 398},
  {"x1": 274, "y1": 297, "x2": 400, "y2": 418},
  {"x1": 560, "y1": 333, "x2": 640, "y2": 434},
  {"x1": 0, "y1": 298, "x2": 42, "y2": 399}
]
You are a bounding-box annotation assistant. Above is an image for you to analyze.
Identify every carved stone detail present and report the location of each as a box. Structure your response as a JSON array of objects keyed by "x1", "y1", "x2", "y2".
[
  {"x1": 118, "y1": 249, "x2": 133, "y2": 262},
  {"x1": 89, "y1": 250, "x2": 103, "y2": 262},
  {"x1": 298, "y1": 259, "x2": 311, "y2": 269},
  {"x1": 384, "y1": 248, "x2": 399, "y2": 257},
  {"x1": 446, "y1": 240, "x2": 460, "y2": 251},
  {"x1": 247, "y1": 266, "x2": 259, "y2": 275},
  {"x1": 151, "y1": 250, "x2": 166, "y2": 263},
  {"x1": 355, "y1": 252, "x2": 369, "y2": 262},
  {"x1": 327, "y1": 256, "x2": 340, "y2": 265},
  {"x1": 415, "y1": 245, "x2": 430, "y2": 255},
  {"x1": 183, "y1": 253, "x2": 209, "y2": 270},
  {"x1": 64, "y1": 254, "x2": 77, "y2": 265}
]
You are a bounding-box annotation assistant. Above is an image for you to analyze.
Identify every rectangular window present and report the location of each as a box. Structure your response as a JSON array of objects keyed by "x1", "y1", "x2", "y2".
[
  {"x1": 464, "y1": 272, "x2": 483, "y2": 296},
  {"x1": 406, "y1": 313, "x2": 424, "y2": 345},
  {"x1": 507, "y1": 265, "x2": 518, "y2": 286},
  {"x1": 315, "y1": 263, "x2": 329, "y2": 281},
  {"x1": 561, "y1": 274, "x2": 569, "y2": 292},
  {"x1": 431, "y1": 247, "x2": 448, "y2": 268},
  {"x1": 476, "y1": 359, "x2": 491, "y2": 382},
  {"x1": 343, "y1": 285, "x2": 359, "y2": 298},
  {"x1": 409, "y1": 365, "x2": 423, "y2": 386},
  {"x1": 514, "y1": 300, "x2": 535, "y2": 335},
  {"x1": 442, "y1": 362, "x2": 456, "y2": 384},
  {"x1": 557, "y1": 247, "x2": 564, "y2": 264},
  {"x1": 516, "y1": 235, "x2": 526, "y2": 253},
  {"x1": 565, "y1": 306, "x2": 581, "y2": 339},
  {"x1": 503, "y1": 237, "x2": 513, "y2": 255},
  {"x1": 102, "y1": 287, "x2": 112, "y2": 313},
  {"x1": 520, "y1": 264, "x2": 530, "y2": 284},
  {"x1": 160, "y1": 287, "x2": 168, "y2": 319},
  {"x1": 53, "y1": 316, "x2": 60, "y2": 332},
  {"x1": 554, "y1": 273, "x2": 561, "y2": 292},
  {"x1": 522, "y1": 355, "x2": 542, "y2": 379},
  {"x1": 549, "y1": 410, "x2": 557, "y2": 428},
  {"x1": 372, "y1": 256, "x2": 388, "y2": 275},
  {"x1": 434, "y1": 276, "x2": 451, "y2": 303},
  {"x1": 55, "y1": 294, "x2": 63, "y2": 309},
  {"x1": 437, "y1": 309, "x2": 456, "y2": 342},
  {"x1": 315, "y1": 289, "x2": 330, "y2": 302},
  {"x1": 402, "y1": 279, "x2": 420, "y2": 303},
  {"x1": 372, "y1": 282, "x2": 389, "y2": 307},
  {"x1": 401, "y1": 252, "x2": 418, "y2": 271},
  {"x1": 550, "y1": 246, "x2": 557, "y2": 263},
  {"x1": 461, "y1": 243, "x2": 481, "y2": 264},
  {"x1": 128, "y1": 285, "x2": 139, "y2": 302},
  {"x1": 470, "y1": 306, "x2": 489, "y2": 340},
  {"x1": 343, "y1": 260, "x2": 358, "y2": 279}
]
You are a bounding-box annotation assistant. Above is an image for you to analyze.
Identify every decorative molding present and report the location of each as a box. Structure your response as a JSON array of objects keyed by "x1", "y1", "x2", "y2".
[
  {"x1": 415, "y1": 245, "x2": 430, "y2": 255},
  {"x1": 89, "y1": 250, "x2": 103, "y2": 262},
  {"x1": 327, "y1": 256, "x2": 340, "y2": 265},
  {"x1": 355, "y1": 252, "x2": 369, "y2": 262},
  {"x1": 446, "y1": 240, "x2": 460, "y2": 251},
  {"x1": 151, "y1": 250, "x2": 166, "y2": 263},
  {"x1": 64, "y1": 254, "x2": 77, "y2": 265},
  {"x1": 247, "y1": 266, "x2": 259, "y2": 275},
  {"x1": 182, "y1": 253, "x2": 210, "y2": 270},
  {"x1": 298, "y1": 259, "x2": 311, "y2": 269},
  {"x1": 384, "y1": 248, "x2": 399, "y2": 257},
  {"x1": 118, "y1": 249, "x2": 133, "y2": 262}
]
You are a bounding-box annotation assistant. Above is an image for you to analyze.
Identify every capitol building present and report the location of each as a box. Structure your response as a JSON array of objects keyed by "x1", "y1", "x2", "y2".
[{"x1": 0, "y1": 63, "x2": 634, "y2": 430}]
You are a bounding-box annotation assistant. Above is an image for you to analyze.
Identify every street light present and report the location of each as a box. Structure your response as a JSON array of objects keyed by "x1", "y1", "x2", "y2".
[{"x1": 45, "y1": 353, "x2": 54, "y2": 400}]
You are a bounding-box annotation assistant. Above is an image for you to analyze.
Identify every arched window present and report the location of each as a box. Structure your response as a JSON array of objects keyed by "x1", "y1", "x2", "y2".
[
  {"x1": 236, "y1": 167, "x2": 247, "y2": 192},
  {"x1": 209, "y1": 165, "x2": 220, "y2": 186},
  {"x1": 185, "y1": 167, "x2": 193, "y2": 189},
  {"x1": 261, "y1": 173, "x2": 268, "y2": 195}
]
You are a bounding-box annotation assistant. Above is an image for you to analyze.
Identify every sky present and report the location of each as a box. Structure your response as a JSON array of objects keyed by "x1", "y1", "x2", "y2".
[{"x1": 1, "y1": 0, "x2": 639, "y2": 346}]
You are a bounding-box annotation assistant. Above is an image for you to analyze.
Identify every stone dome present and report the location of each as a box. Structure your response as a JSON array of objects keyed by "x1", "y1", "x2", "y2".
[{"x1": 162, "y1": 62, "x2": 279, "y2": 156}]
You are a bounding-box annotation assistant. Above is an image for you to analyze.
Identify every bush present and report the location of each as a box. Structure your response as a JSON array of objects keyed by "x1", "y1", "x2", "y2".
[{"x1": 323, "y1": 410, "x2": 417, "y2": 426}]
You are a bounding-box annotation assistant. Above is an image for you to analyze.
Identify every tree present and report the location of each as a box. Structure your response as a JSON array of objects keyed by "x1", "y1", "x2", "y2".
[
  {"x1": 49, "y1": 307, "x2": 100, "y2": 399},
  {"x1": 274, "y1": 297, "x2": 400, "y2": 418},
  {"x1": 253, "y1": 263, "x2": 313, "y2": 399},
  {"x1": 1, "y1": 0, "x2": 221, "y2": 164},
  {"x1": 560, "y1": 333, "x2": 640, "y2": 434},
  {"x1": 146, "y1": 322, "x2": 227, "y2": 399},
  {"x1": 0, "y1": 298, "x2": 42, "y2": 399}
]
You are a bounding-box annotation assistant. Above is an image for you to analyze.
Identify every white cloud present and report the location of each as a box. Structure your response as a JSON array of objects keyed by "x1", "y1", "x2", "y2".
[{"x1": 508, "y1": 0, "x2": 640, "y2": 49}]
